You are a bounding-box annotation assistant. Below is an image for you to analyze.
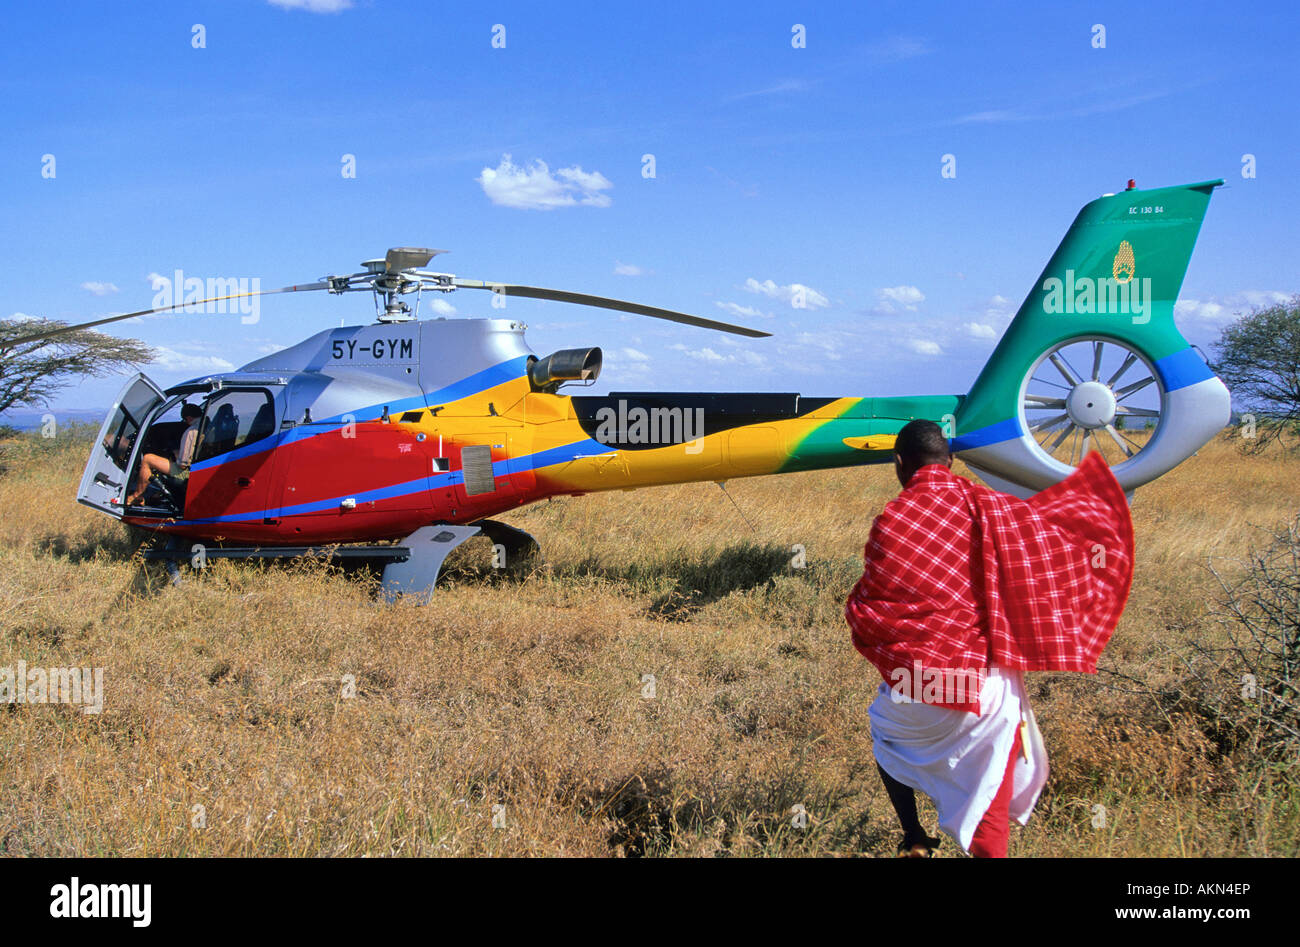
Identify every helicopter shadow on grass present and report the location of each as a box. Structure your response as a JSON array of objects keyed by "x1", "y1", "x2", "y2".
[
  {"x1": 556, "y1": 540, "x2": 798, "y2": 621},
  {"x1": 99, "y1": 534, "x2": 798, "y2": 613},
  {"x1": 26, "y1": 526, "x2": 179, "y2": 623},
  {"x1": 31, "y1": 523, "x2": 147, "y2": 565},
  {"x1": 15, "y1": 524, "x2": 183, "y2": 621},
  {"x1": 104, "y1": 537, "x2": 388, "y2": 610},
  {"x1": 435, "y1": 536, "x2": 799, "y2": 619}
]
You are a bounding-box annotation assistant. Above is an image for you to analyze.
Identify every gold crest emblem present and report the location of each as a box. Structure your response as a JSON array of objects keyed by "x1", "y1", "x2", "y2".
[{"x1": 1112, "y1": 240, "x2": 1136, "y2": 283}]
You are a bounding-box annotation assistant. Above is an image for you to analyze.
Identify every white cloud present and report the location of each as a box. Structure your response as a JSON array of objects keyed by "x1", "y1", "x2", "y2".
[
  {"x1": 959, "y1": 295, "x2": 1016, "y2": 336},
  {"x1": 792, "y1": 331, "x2": 845, "y2": 362},
  {"x1": 555, "y1": 165, "x2": 611, "y2": 195},
  {"x1": 715, "y1": 301, "x2": 769, "y2": 319},
  {"x1": 1240, "y1": 290, "x2": 1293, "y2": 308},
  {"x1": 1176, "y1": 290, "x2": 1293, "y2": 325},
  {"x1": 670, "y1": 342, "x2": 767, "y2": 368},
  {"x1": 267, "y1": 0, "x2": 353, "y2": 12},
  {"x1": 744, "y1": 278, "x2": 829, "y2": 310},
  {"x1": 605, "y1": 346, "x2": 653, "y2": 383},
  {"x1": 151, "y1": 347, "x2": 235, "y2": 373},
  {"x1": 477, "y1": 154, "x2": 613, "y2": 210},
  {"x1": 9, "y1": 312, "x2": 37, "y2": 322},
  {"x1": 81, "y1": 281, "x2": 119, "y2": 296},
  {"x1": 1175, "y1": 300, "x2": 1226, "y2": 322},
  {"x1": 428, "y1": 298, "x2": 457, "y2": 316},
  {"x1": 906, "y1": 338, "x2": 942, "y2": 356},
  {"x1": 876, "y1": 285, "x2": 925, "y2": 312},
  {"x1": 614, "y1": 261, "x2": 649, "y2": 276}
]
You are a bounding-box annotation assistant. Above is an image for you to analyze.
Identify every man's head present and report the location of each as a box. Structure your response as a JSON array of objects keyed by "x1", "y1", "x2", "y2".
[
  {"x1": 181, "y1": 403, "x2": 202, "y2": 424},
  {"x1": 893, "y1": 419, "x2": 952, "y2": 488}
]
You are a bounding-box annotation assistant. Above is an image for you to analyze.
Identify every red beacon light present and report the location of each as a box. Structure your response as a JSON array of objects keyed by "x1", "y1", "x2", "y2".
[{"x1": 1125, "y1": 178, "x2": 1137, "y2": 190}]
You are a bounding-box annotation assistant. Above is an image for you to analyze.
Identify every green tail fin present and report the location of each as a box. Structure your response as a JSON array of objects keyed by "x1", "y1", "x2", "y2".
[{"x1": 953, "y1": 180, "x2": 1229, "y2": 493}]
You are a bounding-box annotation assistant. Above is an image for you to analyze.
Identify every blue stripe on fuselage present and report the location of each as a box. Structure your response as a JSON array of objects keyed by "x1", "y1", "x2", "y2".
[
  {"x1": 188, "y1": 355, "x2": 530, "y2": 473},
  {"x1": 1153, "y1": 347, "x2": 1214, "y2": 392},
  {"x1": 950, "y1": 415, "x2": 1023, "y2": 452},
  {"x1": 173, "y1": 435, "x2": 612, "y2": 525}
]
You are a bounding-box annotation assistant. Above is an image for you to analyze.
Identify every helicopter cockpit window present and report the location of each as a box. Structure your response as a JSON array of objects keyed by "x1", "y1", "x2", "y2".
[
  {"x1": 193, "y1": 389, "x2": 277, "y2": 464},
  {"x1": 136, "y1": 398, "x2": 198, "y2": 467}
]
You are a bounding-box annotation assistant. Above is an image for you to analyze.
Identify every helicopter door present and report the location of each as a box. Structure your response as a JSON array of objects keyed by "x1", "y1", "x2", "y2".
[
  {"x1": 77, "y1": 373, "x2": 166, "y2": 517},
  {"x1": 183, "y1": 387, "x2": 282, "y2": 523}
]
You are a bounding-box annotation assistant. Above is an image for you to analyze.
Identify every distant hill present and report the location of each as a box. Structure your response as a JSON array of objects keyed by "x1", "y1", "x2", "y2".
[{"x1": 0, "y1": 408, "x2": 106, "y2": 432}]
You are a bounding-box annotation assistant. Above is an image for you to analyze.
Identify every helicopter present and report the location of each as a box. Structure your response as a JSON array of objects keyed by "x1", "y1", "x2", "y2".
[{"x1": 15, "y1": 179, "x2": 1231, "y2": 600}]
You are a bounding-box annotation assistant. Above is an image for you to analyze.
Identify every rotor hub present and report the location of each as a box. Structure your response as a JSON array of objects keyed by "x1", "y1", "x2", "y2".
[{"x1": 1066, "y1": 380, "x2": 1117, "y2": 430}]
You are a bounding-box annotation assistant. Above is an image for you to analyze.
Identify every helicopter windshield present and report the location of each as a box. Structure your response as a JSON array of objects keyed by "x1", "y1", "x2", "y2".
[{"x1": 99, "y1": 382, "x2": 167, "y2": 472}]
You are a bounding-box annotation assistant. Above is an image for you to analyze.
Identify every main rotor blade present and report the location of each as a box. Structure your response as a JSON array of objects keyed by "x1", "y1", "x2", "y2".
[
  {"x1": 452, "y1": 279, "x2": 772, "y2": 338},
  {"x1": 1, "y1": 281, "x2": 331, "y2": 346}
]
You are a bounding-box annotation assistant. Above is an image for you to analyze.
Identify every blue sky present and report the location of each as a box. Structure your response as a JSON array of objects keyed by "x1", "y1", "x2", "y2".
[{"x1": 3, "y1": 0, "x2": 1297, "y2": 415}]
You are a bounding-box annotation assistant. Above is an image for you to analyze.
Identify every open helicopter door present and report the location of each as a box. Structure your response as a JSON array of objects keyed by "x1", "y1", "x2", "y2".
[{"x1": 77, "y1": 373, "x2": 166, "y2": 517}]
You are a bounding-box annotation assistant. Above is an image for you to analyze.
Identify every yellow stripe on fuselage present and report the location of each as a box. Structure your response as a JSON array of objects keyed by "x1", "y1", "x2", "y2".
[{"x1": 395, "y1": 383, "x2": 876, "y2": 496}]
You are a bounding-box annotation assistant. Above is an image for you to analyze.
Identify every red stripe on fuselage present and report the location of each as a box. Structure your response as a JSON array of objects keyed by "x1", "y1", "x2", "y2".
[{"x1": 136, "y1": 423, "x2": 543, "y2": 545}]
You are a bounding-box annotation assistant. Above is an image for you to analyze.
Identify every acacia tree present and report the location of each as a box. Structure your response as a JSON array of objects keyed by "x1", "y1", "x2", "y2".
[
  {"x1": 1211, "y1": 295, "x2": 1300, "y2": 452},
  {"x1": 0, "y1": 317, "x2": 153, "y2": 417}
]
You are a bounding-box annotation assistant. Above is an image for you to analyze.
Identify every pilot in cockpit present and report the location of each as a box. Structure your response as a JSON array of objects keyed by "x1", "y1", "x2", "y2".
[{"x1": 126, "y1": 403, "x2": 202, "y2": 506}]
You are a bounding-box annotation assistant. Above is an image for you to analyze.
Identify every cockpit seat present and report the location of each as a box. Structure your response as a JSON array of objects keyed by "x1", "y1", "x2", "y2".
[
  {"x1": 209, "y1": 404, "x2": 239, "y2": 456},
  {"x1": 246, "y1": 403, "x2": 275, "y2": 445}
]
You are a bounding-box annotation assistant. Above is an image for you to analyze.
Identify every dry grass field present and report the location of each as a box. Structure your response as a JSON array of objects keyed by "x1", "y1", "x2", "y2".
[{"x1": 1, "y1": 427, "x2": 1296, "y2": 857}]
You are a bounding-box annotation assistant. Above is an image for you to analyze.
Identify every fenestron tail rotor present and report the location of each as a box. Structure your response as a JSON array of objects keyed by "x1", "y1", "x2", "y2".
[
  {"x1": 1020, "y1": 337, "x2": 1165, "y2": 471},
  {"x1": 5, "y1": 247, "x2": 770, "y2": 346}
]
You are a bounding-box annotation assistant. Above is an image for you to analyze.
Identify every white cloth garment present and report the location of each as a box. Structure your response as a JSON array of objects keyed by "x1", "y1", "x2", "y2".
[{"x1": 869, "y1": 667, "x2": 1048, "y2": 852}]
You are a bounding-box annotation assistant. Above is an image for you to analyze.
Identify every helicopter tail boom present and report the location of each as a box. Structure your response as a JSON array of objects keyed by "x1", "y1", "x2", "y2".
[{"x1": 511, "y1": 181, "x2": 1234, "y2": 501}]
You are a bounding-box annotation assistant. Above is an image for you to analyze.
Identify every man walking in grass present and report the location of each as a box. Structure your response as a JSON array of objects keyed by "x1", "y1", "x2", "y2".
[{"x1": 845, "y1": 419, "x2": 1134, "y2": 857}]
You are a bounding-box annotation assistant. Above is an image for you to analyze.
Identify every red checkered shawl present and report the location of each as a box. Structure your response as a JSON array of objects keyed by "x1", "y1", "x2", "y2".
[{"x1": 845, "y1": 451, "x2": 1134, "y2": 713}]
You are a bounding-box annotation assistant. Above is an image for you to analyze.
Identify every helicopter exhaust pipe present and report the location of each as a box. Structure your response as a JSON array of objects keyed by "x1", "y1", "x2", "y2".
[{"x1": 528, "y1": 347, "x2": 602, "y2": 391}]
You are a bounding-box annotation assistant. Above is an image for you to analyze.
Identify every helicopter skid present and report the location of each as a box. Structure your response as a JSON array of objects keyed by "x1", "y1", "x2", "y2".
[{"x1": 139, "y1": 519, "x2": 538, "y2": 602}]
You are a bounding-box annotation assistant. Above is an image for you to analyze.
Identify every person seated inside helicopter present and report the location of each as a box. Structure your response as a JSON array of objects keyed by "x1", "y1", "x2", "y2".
[{"x1": 125, "y1": 402, "x2": 202, "y2": 506}]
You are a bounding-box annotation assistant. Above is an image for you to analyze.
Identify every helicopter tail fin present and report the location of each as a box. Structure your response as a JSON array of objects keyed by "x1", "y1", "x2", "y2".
[{"x1": 953, "y1": 179, "x2": 1231, "y2": 496}]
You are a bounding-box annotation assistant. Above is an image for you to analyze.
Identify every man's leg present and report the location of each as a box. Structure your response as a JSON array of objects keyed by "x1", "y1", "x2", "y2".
[
  {"x1": 968, "y1": 725, "x2": 1024, "y2": 858},
  {"x1": 127, "y1": 454, "x2": 171, "y2": 504},
  {"x1": 876, "y1": 763, "x2": 940, "y2": 855}
]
